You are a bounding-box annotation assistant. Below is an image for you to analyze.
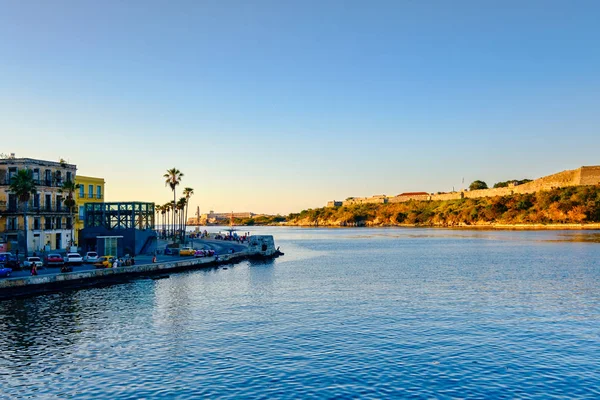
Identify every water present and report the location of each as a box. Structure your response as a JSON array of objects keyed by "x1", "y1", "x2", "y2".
[{"x1": 1, "y1": 227, "x2": 600, "y2": 398}]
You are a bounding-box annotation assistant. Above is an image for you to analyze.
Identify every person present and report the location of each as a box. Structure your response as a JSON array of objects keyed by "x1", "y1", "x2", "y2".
[
  {"x1": 31, "y1": 264, "x2": 38, "y2": 276},
  {"x1": 113, "y1": 258, "x2": 118, "y2": 268},
  {"x1": 131, "y1": 256, "x2": 135, "y2": 266},
  {"x1": 152, "y1": 255, "x2": 157, "y2": 263}
]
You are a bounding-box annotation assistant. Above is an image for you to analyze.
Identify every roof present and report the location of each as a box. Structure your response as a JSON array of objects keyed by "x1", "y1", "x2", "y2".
[{"x1": 398, "y1": 192, "x2": 430, "y2": 196}]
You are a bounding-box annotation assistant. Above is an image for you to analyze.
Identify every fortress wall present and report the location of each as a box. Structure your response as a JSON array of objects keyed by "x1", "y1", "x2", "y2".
[
  {"x1": 430, "y1": 192, "x2": 463, "y2": 201},
  {"x1": 389, "y1": 194, "x2": 430, "y2": 203},
  {"x1": 513, "y1": 168, "x2": 579, "y2": 193},
  {"x1": 579, "y1": 166, "x2": 600, "y2": 186}
]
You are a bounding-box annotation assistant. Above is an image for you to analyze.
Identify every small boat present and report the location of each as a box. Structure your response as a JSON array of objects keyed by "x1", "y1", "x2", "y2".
[{"x1": 151, "y1": 274, "x2": 170, "y2": 280}]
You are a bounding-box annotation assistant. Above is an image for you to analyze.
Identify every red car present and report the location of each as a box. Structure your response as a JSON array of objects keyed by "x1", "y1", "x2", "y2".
[{"x1": 45, "y1": 253, "x2": 65, "y2": 267}]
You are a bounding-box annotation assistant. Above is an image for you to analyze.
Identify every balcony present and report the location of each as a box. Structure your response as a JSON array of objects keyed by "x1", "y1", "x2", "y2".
[{"x1": 0, "y1": 177, "x2": 65, "y2": 187}]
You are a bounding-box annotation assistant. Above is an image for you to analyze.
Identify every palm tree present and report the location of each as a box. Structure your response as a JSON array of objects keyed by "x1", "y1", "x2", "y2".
[
  {"x1": 9, "y1": 169, "x2": 37, "y2": 257},
  {"x1": 177, "y1": 197, "x2": 186, "y2": 242},
  {"x1": 164, "y1": 168, "x2": 183, "y2": 243},
  {"x1": 182, "y1": 187, "x2": 194, "y2": 242},
  {"x1": 59, "y1": 179, "x2": 80, "y2": 248},
  {"x1": 163, "y1": 202, "x2": 171, "y2": 239}
]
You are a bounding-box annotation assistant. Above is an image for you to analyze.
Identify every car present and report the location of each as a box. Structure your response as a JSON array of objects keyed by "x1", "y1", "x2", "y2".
[
  {"x1": 83, "y1": 252, "x2": 99, "y2": 263},
  {"x1": 65, "y1": 253, "x2": 83, "y2": 265},
  {"x1": 45, "y1": 253, "x2": 65, "y2": 267},
  {"x1": 23, "y1": 257, "x2": 43, "y2": 269},
  {"x1": 179, "y1": 247, "x2": 195, "y2": 256},
  {"x1": 93, "y1": 256, "x2": 115, "y2": 268},
  {"x1": 0, "y1": 252, "x2": 21, "y2": 270},
  {"x1": 194, "y1": 249, "x2": 215, "y2": 258},
  {"x1": 0, "y1": 264, "x2": 12, "y2": 278}
]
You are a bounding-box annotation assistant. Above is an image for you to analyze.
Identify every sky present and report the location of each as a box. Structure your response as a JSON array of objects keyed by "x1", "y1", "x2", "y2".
[{"x1": 1, "y1": 0, "x2": 599, "y2": 215}]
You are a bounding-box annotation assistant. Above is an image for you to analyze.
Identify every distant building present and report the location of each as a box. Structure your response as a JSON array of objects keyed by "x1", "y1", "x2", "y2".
[
  {"x1": 74, "y1": 175, "x2": 105, "y2": 244},
  {"x1": 188, "y1": 210, "x2": 255, "y2": 225},
  {"x1": 0, "y1": 157, "x2": 77, "y2": 252},
  {"x1": 326, "y1": 201, "x2": 343, "y2": 207}
]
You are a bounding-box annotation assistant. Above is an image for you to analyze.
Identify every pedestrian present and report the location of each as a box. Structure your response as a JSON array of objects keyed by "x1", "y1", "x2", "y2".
[
  {"x1": 31, "y1": 264, "x2": 38, "y2": 276},
  {"x1": 112, "y1": 258, "x2": 118, "y2": 268},
  {"x1": 152, "y1": 255, "x2": 157, "y2": 263},
  {"x1": 131, "y1": 256, "x2": 135, "y2": 266}
]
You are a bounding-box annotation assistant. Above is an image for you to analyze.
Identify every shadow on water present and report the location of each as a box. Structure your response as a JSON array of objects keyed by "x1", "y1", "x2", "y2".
[
  {"x1": 547, "y1": 233, "x2": 600, "y2": 243},
  {"x1": 0, "y1": 291, "x2": 81, "y2": 350}
]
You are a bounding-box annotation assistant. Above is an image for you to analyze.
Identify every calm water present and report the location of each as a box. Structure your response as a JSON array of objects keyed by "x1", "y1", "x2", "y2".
[{"x1": 1, "y1": 227, "x2": 600, "y2": 399}]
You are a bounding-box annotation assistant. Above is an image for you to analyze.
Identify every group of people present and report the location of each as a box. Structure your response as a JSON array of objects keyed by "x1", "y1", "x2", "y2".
[{"x1": 112, "y1": 257, "x2": 135, "y2": 268}]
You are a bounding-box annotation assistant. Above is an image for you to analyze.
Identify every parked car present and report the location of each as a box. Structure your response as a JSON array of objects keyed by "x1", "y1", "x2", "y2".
[
  {"x1": 179, "y1": 247, "x2": 195, "y2": 256},
  {"x1": 194, "y1": 249, "x2": 215, "y2": 258},
  {"x1": 0, "y1": 264, "x2": 12, "y2": 278},
  {"x1": 65, "y1": 253, "x2": 83, "y2": 265},
  {"x1": 0, "y1": 252, "x2": 21, "y2": 270},
  {"x1": 23, "y1": 257, "x2": 43, "y2": 269},
  {"x1": 45, "y1": 253, "x2": 65, "y2": 267},
  {"x1": 94, "y1": 256, "x2": 115, "y2": 268},
  {"x1": 83, "y1": 252, "x2": 99, "y2": 263}
]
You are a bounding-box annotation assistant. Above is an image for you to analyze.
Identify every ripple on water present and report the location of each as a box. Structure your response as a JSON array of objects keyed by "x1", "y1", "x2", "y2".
[{"x1": 1, "y1": 229, "x2": 600, "y2": 398}]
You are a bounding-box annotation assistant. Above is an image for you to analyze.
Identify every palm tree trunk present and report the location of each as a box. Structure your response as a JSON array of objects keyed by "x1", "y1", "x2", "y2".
[
  {"x1": 23, "y1": 200, "x2": 29, "y2": 258},
  {"x1": 172, "y1": 191, "x2": 176, "y2": 242},
  {"x1": 70, "y1": 207, "x2": 74, "y2": 249},
  {"x1": 184, "y1": 202, "x2": 189, "y2": 243}
]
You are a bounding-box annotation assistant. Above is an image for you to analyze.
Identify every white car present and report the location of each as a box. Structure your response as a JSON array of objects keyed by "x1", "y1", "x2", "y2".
[
  {"x1": 65, "y1": 253, "x2": 83, "y2": 265},
  {"x1": 83, "y1": 252, "x2": 99, "y2": 263},
  {"x1": 23, "y1": 257, "x2": 43, "y2": 269}
]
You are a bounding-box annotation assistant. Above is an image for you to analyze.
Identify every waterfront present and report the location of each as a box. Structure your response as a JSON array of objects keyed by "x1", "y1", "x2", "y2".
[{"x1": 1, "y1": 227, "x2": 600, "y2": 398}]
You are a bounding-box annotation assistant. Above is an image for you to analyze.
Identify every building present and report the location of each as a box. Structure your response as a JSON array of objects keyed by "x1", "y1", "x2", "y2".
[
  {"x1": 0, "y1": 156, "x2": 77, "y2": 253},
  {"x1": 74, "y1": 175, "x2": 105, "y2": 243},
  {"x1": 188, "y1": 211, "x2": 255, "y2": 225},
  {"x1": 78, "y1": 202, "x2": 157, "y2": 256}
]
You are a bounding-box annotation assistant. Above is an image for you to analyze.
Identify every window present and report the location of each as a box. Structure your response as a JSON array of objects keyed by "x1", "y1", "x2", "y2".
[
  {"x1": 97, "y1": 185, "x2": 102, "y2": 199},
  {"x1": 7, "y1": 217, "x2": 18, "y2": 230},
  {"x1": 88, "y1": 184, "x2": 93, "y2": 198},
  {"x1": 79, "y1": 185, "x2": 85, "y2": 198},
  {"x1": 34, "y1": 193, "x2": 40, "y2": 208},
  {"x1": 7, "y1": 167, "x2": 16, "y2": 183},
  {"x1": 32, "y1": 168, "x2": 40, "y2": 183},
  {"x1": 34, "y1": 217, "x2": 41, "y2": 230},
  {"x1": 79, "y1": 206, "x2": 85, "y2": 219},
  {"x1": 66, "y1": 217, "x2": 72, "y2": 229},
  {"x1": 57, "y1": 195, "x2": 63, "y2": 211},
  {"x1": 45, "y1": 194, "x2": 52, "y2": 211},
  {"x1": 45, "y1": 169, "x2": 52, "y2": 185},
  {"x1": 56, "y1": 217, "x2": 62, "y2": 229},
  {"x1": 66, "y1": 171, "x2": 72, "y2": 182},
  {"x1": 45, "y1": 217, "x2": 52, "y2": 230},
  {"x1": 8, "y1": 194, "x2": 17, "y2": 211}
]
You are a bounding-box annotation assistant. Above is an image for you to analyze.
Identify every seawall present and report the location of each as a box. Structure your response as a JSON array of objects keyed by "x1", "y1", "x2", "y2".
[{"x1": 0, "y1": 235, "x2": 279, "y2": 300}]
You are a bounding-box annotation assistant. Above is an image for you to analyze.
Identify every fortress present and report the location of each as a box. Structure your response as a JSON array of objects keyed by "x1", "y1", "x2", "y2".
[{"x1": 327, "y1": 166, "x2": 600, "y2": 208}]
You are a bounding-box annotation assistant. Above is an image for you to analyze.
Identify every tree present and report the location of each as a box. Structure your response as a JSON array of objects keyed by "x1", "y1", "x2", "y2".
[
  {"x1": 164, "y1": 168, "x2": 183, "y2": 242},
  {"x1": 177, "y1": 197, "x2": 186, "y2": 242},
  {"x1": 469, "y1": 180, "x2": 488, "y2": 191},
  {"x1": 9, "y1": 169, "x2": 37, "y2": 257},
  {"x1": 58, "y1": 179, "x2": 80, "y2": 248},
  {"x1": 182, "y1": 187, "x2": 194, "y2": 242}
]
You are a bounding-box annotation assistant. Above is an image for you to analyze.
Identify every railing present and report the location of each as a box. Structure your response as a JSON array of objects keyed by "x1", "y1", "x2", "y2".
[
  {"x1": 1, "y1": 206, "x2": 70, "y2": 213},
  {"x1": 0, "y1": 177, "x2": 65, "y2": 187}
]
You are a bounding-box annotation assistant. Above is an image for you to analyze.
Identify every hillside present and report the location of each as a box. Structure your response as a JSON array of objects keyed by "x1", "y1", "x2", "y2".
[{"x1": 282, "y1": 185, "x2": 600, "y2": 227}]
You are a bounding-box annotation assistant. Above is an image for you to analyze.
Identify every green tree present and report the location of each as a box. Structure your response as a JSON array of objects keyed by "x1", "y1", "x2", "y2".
[
  {"x1": 164, "y1": 168, "x2": 184, "y2": 241},
  {"x1": 9, "y1": 169, "x2": 37, "y2": 257},
  {"x1": 58, "y1": 179, "x2": 80, "y2": 247},
  {"x1": 469, "y1": 180, "x2": 488, "y2": 191}
]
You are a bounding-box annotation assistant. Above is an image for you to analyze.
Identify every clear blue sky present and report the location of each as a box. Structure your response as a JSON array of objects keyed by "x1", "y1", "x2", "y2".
[{"x1": 2, "y1": 0, "x2": 599, "y2": 214}]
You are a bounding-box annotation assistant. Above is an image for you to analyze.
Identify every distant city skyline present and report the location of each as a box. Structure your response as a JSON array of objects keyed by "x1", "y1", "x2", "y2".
[{"x1": 2, "y1": 1, "x2": 599, "y2": 215}]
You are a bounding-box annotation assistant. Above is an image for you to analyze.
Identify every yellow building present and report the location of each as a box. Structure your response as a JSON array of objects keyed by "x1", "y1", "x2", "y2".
[{"x1": 74, "y1": 175, "x2": 105, "y2": 243}]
